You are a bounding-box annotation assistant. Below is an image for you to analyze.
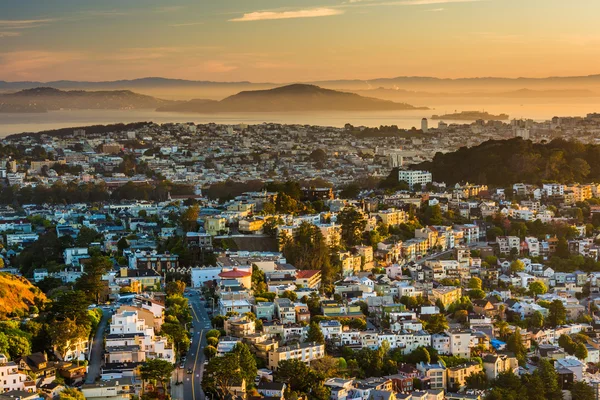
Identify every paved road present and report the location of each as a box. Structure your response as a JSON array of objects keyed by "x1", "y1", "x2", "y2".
[
  {"x1": 86, "y1": 308, "x2": 113, "y2": 384},
  {"x1": 180, "y1": 292, "x2": 212, "y2": 400}
]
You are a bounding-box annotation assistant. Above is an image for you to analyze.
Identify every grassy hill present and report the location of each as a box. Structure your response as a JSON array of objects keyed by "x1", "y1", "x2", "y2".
[{"x1": 0, "y1": 273, "x2": 47, "y2": 318}]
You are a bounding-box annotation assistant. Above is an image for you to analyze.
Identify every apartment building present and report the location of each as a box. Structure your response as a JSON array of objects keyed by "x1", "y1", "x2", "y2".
[
  {"x1": 398, "y1": 170, "x2": 432, "y2": 189},
  {"x1": 496, "y1": 236, "x2": 520, "y2": 255},
  {"x1": 267, "y1": 342, "x2": 325, "y2": 370}
]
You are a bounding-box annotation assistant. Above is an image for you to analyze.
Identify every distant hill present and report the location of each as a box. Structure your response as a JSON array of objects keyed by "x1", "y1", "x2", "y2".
[
  {"x1": 351, "y1": 87, "x2": 598, "y2": 100},
  {"x1": 413, "y1": 138, "x2": 600, "y2": 186},
  {"x1": 157, "y1": 84, "x2": 427, "y2": 113},
  {"x1": 0, "y1": 273, "x2": 47, "y2": 318},
  {"x1": 3, "y1": 74, "x2": 600, "y2": 101},
  {"x1": 0, "y1": 87, "x2": 176, "y2": 113},
  {"x1": 431, "y1": 111, "x2": 509, "y2": 120}
]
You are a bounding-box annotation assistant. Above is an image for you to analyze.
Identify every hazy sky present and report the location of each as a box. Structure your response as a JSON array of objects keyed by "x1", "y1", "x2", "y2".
[{"x1": 1, "y1": 0, "x2": 599, "y2": 82}]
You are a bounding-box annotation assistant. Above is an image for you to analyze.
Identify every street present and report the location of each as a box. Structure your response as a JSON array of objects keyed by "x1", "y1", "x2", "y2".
[
  {"x1": 86, "y1": 308, "x2": 112, "y2": 384},
  {"x1": 175, "y1": 292, "x2": 212, "y2": 400}
]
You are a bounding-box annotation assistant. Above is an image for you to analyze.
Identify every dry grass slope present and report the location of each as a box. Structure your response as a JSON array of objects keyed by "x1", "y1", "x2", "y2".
[{"x1": 0, "y1": 273, "x2": 47, "y2": 318}]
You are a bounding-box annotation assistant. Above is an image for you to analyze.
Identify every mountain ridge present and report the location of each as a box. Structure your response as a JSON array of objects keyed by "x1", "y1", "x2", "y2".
[{"x1": 156, "y1": 83, "x2": 427, "y2": 113}]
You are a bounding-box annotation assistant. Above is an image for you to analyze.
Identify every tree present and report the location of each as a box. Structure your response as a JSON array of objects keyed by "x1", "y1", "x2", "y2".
[
  {"x1": 161, "y1": 321, "x2": 190, "y2": 355},
  {"x1": 280, "y1": 290, "x2": 298, "y2": 302},
  {"x1": 547, "y1": 299, "x2": 567, "y2": 327},
  {"x1": 202, "y1": 352, "x2": 243, "y2": 398},
  {"x1": 425, "y1": 314, "x2": 448, "y2": 334},
  {"x1": 232, "y1": 343, "x2": 257, "y2": 388},
  {"x1": 180, "y1": 204, "x2": 199, "y2": 232},
  {"x1": 537, "y1": 358, "x2": 562, "y2": 400},
  {"x1": 59, "y1": 388, "x2": 85, "y2": 400},
  {"x1": 251, "y1": 265, "x2": 267, "y2": 293},
  {"x1": 5, "y1": 335, "x2": 31, "y2": 360},
  {"x1": 530, "y1": 310, "x2": 544, "y2": 329},
  {"x1": 306, "y1": 322, "x2": 325, "y2": 345},
  {"x1": 510, "y1": 260, "x2": 525, "y2": 273},
  {"x1": 556, "y1": 237, "x2": 570, "y2": 258},
  {"x1": 506, "y1": 329, "x2": 526, "y2": 365},
  {"x1": 204, "y1": 345, "x2": 217, "y2": 359},
  {"x1": 465, "y1": 371, "x2": 488, "y2": 390},
  {"x1": 277, "y1": 359, "x2": 322, "y2": 394},
  {"x1": 404, "y1": 347, "x2": 431, "y2": 365},
  {"x1": 522, "y1": 372, "x2": 546, "y2": 400},
  {"x1": 468, "y1": 277, "x2": 482, "y2": 290},
  {"x1": 48, "y1": 318, "x2": 89, "y2": 360},
  {"x1": 571, "y1": 381, "x2": 596, "y2": 400},
  {"x1": 337, "y1": 207, "x2": 367, "y2": 248},
  {"x1": 75, "y1": 255, "x2": 113, "y2": 303},
  {"x1": 575, "y1": 342, "x2": 588, "y2": 360},
  {"x1": 75, "y1": 226, "x2": 102, "y2": 248},
  {"x1": 558, "y1": 334, "x2": 576, "y2": 354},
  {"x1": 280, "y1": 222, "x2": 335, "y2": 283},
  {"x1": 454, "y1": 310, "x2": 469, "y2": 324},
  {"x1": 528, "y1": 281, "x2": 547, "y2": 299},
  {"x1": 117, "y1": 237, "x2": 129, "y2": 255},
  {"x1": 139, "y1": 359, "x2": 175, "y2": 393},
  {"x1": 309, "y1": 149, "x2": 327, "y2": 163},
  {"x1": 206, "y1": 329, "x2": 221, "y2": 339},
  {"x1": 468, "y1": 289, "x2": 486, "y2": 300},
  {"x1": 166, "y1": 280, "x2": 186, "y2": 296}
]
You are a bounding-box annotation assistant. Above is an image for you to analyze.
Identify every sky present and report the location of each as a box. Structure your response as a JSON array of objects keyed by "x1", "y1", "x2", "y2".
[{"x1": 1, "y1": 0, "x2": 600, "y2": 82}]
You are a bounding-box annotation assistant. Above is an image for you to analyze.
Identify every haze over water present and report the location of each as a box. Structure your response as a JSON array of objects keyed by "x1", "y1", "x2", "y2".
[{"x1": 1, "y1": 102, "x2": 599, "y2": 137}]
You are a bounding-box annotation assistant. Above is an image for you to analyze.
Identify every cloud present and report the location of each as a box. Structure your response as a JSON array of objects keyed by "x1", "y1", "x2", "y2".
[
  {"x1": 342, "y1": 0, "x2": 483, "y2": 6},
  {"x1": 230, "y1": 8, "x2": 344, "y2": 22},
  {"x1": 154, "y1": 6, "x2": 185, "y2": 13},
  {"x1": 0, "y1": 50, "x2": 82, "y2": 79},
  {"x1": 0, "y1": 19, "x2": 56, "y2": 29},
  {"x1": 0, "y1": 32, "x2": 21, "y2": 38},
  {"x1": 169, "y1": 22, "x2": 204, "y2": 27},
  {"x1": 398, "y1": 0, "x2": 481, "y2": 4},
  {"x1": 428, "y1": 8, "x2": 445, "y2": 11}
]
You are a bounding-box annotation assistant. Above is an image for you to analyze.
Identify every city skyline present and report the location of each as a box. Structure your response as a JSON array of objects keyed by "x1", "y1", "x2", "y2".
[{"x1": 1, "y1": 0, "x2": 600, "y2": 82}]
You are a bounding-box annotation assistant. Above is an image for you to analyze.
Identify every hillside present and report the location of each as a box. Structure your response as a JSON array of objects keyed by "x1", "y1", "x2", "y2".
[
  {"x1": 413, "y1": 138, "x2": 600, "y2": 186},
  {"x1": 157, "y1": 84, "x2": 427, "y2": 113},
  {"x1": 0, "y1": 273, "x2": 47, "y2": 318},
  {"x1": 0, "y1": 87, "x2": 176, "y2": 113}
]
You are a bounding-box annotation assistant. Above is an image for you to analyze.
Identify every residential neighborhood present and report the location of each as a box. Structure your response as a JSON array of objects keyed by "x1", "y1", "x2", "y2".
[{"x1": 2, "y1": 121, "x2": 600, "y2": 400}]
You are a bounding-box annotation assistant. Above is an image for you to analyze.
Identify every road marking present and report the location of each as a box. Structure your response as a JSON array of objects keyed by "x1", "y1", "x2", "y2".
[
  {"x1": 191, "y1": 329, "x2": 204, "y2": 400},
  {"x1": 191, "y1": 302, "x2": 200, "y2": 322}
]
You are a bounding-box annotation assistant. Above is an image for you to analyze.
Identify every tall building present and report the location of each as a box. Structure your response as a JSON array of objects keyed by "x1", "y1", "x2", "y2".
[
  {"x1": 514, "y1": 128, "x2": 530, "y2": 140},
  {"x1": 421, "y1": 118, "x2": 429, "y2": 133},
  {"x1": 398, "y1": 170, "x2": 432, "y2": 189}
]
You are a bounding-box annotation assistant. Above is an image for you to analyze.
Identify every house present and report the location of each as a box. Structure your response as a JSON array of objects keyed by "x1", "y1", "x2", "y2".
[
  {"x1": 80, "y1": 377, "x2": 139, "y2": 400},
  {"x1": 483, "y1": 354, "x2": 519, "y2": 381},
  {"x1": 417, "y1": 362, "x2": 446, "y2": 390},
  {"x1": 0, "y1": 354, "x2": 33, "y2": 393},
  {"x1": 447, "y1": 361, "x2": 482, "y2": 391},
  {"x1": 15, "y1": 353, "x2": 57, "y2": 387},
  {"x1": 254, "y1": 302, "x2": 275, "y2": 321},
  {"x1": 554, "y1": 357, "x2": 584, "y2": 381},
  {"x1": 224, "y1": 316, "x2": 256, "y2": 338},
  {"x1": 256, "y1": 381, "x2": 286, "y2": 398},
  {"x1": 295, "y1": 270, "x2": 322, "y2": 289},
  {"x1": 472, "y1": 300, "x2": 495, "y2": 318},
  {"x1": 274, "y1": 298, "x2": 296, "y2": 324}
]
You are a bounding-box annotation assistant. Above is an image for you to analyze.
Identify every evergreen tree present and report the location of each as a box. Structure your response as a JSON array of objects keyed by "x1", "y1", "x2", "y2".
[{"x1": 306, "y1": 322, "x2": 325, "y2": 344}]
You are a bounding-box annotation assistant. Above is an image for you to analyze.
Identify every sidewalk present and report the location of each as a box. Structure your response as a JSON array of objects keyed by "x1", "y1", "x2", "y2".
[{"x1": 171, "y1": 367, "x2": 184, "y2": 400}]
